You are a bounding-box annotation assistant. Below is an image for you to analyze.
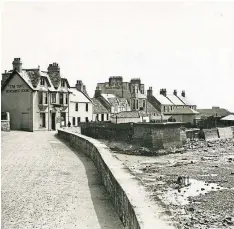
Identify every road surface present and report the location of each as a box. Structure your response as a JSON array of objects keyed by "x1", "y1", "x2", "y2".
[{"x1": 1, "y1": 131, "x2": 124, "y2": 229}]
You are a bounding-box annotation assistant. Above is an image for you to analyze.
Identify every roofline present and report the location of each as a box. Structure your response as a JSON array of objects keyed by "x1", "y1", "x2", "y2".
[
  {"x1": 70, "y1": 87, "x2": 92, "y2": 103},
  {"x1": 1, "y1": 69, "x2": 35, "y2": 91}
]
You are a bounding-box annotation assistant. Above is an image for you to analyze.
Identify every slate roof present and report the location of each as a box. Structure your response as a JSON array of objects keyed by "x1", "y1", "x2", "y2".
[
  {"x1": 2, "y1": 68, "x2": 70, "y2": 93},
  {"x1": 220, "y1": 114, "x2": 234, "y2": 121},
  {"x1": 146, "y1": 101, "x2": 160, "y2": 114},
  {"x1": 153, "y1": 94, "x2": 173, "y2": 105},
  {"x1": 48, "y1": 71, "x2": 61, "y2": 89},
  {"x1": 166, "y1": 94, "x2": 185, "y2": 105},
  {"x1": 197, "y1": 107, "x2": 231, "y2": 117},
  {"x1": 177, "y1": 95, "x2": 196, "y2": 106},
  {"x1": 91, "y1": 98, "x2": 109, "y2": 114},
  {"x1": 166, "y1": 107, "x2": 199, "y2": 115},
  {"x1": 70, "y1": 88, "x2": 92, "y2": 103}
]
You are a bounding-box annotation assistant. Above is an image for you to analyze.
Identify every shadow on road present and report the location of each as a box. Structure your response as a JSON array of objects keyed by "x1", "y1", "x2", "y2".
[{"x1": 54, "y1": 134, "x2": 124, "y2": 229}]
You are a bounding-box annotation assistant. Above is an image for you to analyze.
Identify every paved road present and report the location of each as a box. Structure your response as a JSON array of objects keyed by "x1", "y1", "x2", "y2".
[{"x1": 1, "y1": 131, "x2": 124, "y2": 229}]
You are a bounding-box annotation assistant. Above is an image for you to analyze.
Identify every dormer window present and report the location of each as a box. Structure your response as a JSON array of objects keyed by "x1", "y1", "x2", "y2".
[
  {"x1": 40, "y1": 78, "x2": 45, "y2": 86},
  {"x1": 61, "y1": 80, "x2": 65, "y2": 87}
]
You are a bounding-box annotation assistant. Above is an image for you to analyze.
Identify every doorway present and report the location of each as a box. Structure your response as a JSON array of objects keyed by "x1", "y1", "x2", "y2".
[
  {"x1": 21, "y1": 113, "x2": 30, "y2": 131},
  {"x1": 51, "y1": 113, "x2": 56, "y2": 130}
]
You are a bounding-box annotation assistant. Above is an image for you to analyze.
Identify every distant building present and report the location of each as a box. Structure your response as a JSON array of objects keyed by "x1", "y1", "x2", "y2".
[
  {"x1": 94, "y1": 86, "x2": 130, "y2": 114},
  {"x1": 69, "y1": 80, "x2": 93, "y2": 126},
  {"x1": 97, "y1": 77, "x2": 147, "y2": 112},
  {"x1": 196, "y1": 106, "x2": 233, "y2": 128},
  {"x1": 91, "y1": 98, "x2": 110, "y2": 122},
  {"x1": 1, "y1": 58, "x2": 70, "y2": 131},
  {"x1": 147, "y1": 87, "x2": 198, "y2": 124},
  {"x1": 110, "y1": 111, "x2": 149, "y2": 124}
]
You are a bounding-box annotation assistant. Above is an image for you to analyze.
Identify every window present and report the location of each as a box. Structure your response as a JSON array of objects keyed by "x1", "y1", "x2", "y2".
[
  {"x1": 39, "y1": 92, "x2": 48, "y2": 104},
  {"x1": 75, "y1": 103, "x2": 78, "y2": 111},
  {"x1": 143, "y1": 100, "x2": 146, "y2": 108},
  {"x1": 85, "y1": 117, "x2": 89, "y2": 123},
  {"x1": 44, "y1": 93, "x2": 48, "y2": 104},
  {"x1": 164, "y1": 106, "x2": 166, "y2": 112},
  {"x1": 65, "y1": 93, "x2": 68, "y2": 104},
  {"x1": 132, "y1": 99, "x2": 135, "y2": 109},
  {"x1": 72, "y1": 117, "x2": 75, "y2": 126},
  {"x1": 40, "y1": 113, "x2": 46, "y2": 127},
  {"x1": 51, "y1": 93, "x2": 56, "y2": 103},
  {"x1": 59, "y1": 93, "x2": 63, "y2": 105},
  {"x1": 39, "y1": 92, "x2": 43, "y2": 104},
  {"x1": 96, "y1": 114, "x2": 99, "y2": 121},
  {"x1": 77, "y1": 117, "x2": 80, "y2": 124},
  {"x1": 86, "y1": 103, "x2": 88, "y2": 112},
  {"x1": 107, "y1": 114, "x2": 109, "y2": 120},
  {"x1": 61, "y1": 80, "x2": 65, "y2": 87},
  {"x1": 136, "y1": 100, "x2": 139, "y2": 110},
  {"x1": 101, "y1": 114, "x2": 104, "y2": 121},
  {"x1": 40, "y1": 78, "x2": 45, "y2": 86}
]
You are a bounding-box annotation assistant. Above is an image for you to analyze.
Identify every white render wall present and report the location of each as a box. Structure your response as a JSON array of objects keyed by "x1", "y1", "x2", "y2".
[
  {"x1": 93, "y1": 113, "x2": 110, "y2": 122},
  {"x1": 69, "y1": 102, "x2": 93, "y2": 126}
]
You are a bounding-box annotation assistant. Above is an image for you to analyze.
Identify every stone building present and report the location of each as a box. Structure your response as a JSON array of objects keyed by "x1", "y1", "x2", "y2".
[
  {"x1": 97, "y1": 77, "x2": 147, "y2": 111},
  {"x1": 91, "y1": 98, "x2": 110, "y2": 122},
  {"x1": 1, "y1": 58, "x2": 70, "y2": 131},
  {"x1": 69, "y1": 80, "x2": 93, "y2": 126},
  {"x1": 93, "y1": 86, "x2": 130, "y2": 115},
  {"x1": 147, "y1": 87, "x2": 198, "y2": 124}
]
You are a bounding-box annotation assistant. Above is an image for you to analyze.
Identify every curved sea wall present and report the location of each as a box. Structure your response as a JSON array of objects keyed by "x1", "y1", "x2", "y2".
[{"x1": 58, "y1": 129, "x2": 175, "y2": 229}]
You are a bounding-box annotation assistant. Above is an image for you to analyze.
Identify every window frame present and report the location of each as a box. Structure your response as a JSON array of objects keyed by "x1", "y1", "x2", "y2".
[
  {"x1": 40, "y1": 78, "x2": 45, "y2": 86},
  {"x1": 75, "y1": 103, "x2": 79, "y2": 111}
]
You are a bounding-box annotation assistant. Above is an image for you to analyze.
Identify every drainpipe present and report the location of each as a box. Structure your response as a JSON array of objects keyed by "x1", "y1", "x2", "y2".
[
  {"x1": 68, "y1": 92, "x2": 70, "y2": 126},
  {"x1": 48, "y1": 92, "x2": 50, "y2": 131}
]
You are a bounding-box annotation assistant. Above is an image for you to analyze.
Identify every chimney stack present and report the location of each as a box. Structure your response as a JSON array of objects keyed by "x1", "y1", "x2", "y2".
[
  {"x1": 160, "y1": 88, "x2": 167, "y2": 96},
  {"x1": 147, "y1": 87, "x2": 153, "y2": 97},
  {"x1": 173, "y1": 90, "x2": 177, "y2": 96},
  {"x1": 94, "y1": 86, "x2": 102, "y2": 98},
  {"x1": 76, "y1": 80, "x2": 84, "y2": 92},
  {"x1": 12, "y1": 58, "x2": 22, "y2": 73},
  {"x1": 47, "y1": 62, "x2": 60, "y2": 74},
  {"x1": 181, "y1": 90, "x2": 185, "y2": 97}
]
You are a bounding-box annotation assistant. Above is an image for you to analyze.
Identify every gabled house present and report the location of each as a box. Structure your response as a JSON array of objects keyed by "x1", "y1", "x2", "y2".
[
  {"x1": 91, "y1": 98, "x2": 110, "y2": 122},
  {"x1": 1, "y1": 58, "x2": 70, "y2": 131},
  {"x1": 93, "y1": 86, "x2": 131, "y2": 115},
  {"x1": 147, "y1": 87, "x2": 198, "y2": 124},
  {"x1": 69, "y1": 80, "x2": 93, "y2": 126}
]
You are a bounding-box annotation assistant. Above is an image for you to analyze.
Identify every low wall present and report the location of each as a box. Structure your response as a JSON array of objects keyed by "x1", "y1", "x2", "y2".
[
  {"x1": 218, "y1": 127, "x2": 233, "y2": 139},
  {"x1": 80, "y1": 122, "x2": 188, "y2": 150},
  {"x1": 58, "y1": 129, "x2": 175, "y2": 229},
  {"x1": 1, "y1": 120, "x2": 10, "y2": 132},
  {"x1": 204, "y1": 128, "x2": 219, "y2": 140},
  {"x1": 1, "y1": 112, "x2": 10, "y2": 132}
]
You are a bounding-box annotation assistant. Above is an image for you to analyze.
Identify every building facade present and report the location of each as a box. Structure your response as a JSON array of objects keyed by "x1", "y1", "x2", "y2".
[
  {"x1": 1, "y1": 58, "x2": 70, "y2": 131},
  {"x1": 97, "y1": 77, "x2": 147, "y2": 112},
  {"x1": 69, "y1": 80, "x2": 93, "y2": 126}
]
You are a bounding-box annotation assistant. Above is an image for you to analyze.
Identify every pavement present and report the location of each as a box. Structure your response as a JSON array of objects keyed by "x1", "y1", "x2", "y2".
[{"x1": 1, "y1": 131, "x2": 124, "y2": 229}]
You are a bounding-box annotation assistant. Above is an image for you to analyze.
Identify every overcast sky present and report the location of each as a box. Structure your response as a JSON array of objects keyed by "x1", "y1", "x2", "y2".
[{"x1": 2, "y1": 1, "x2": 234, "y2": 111}]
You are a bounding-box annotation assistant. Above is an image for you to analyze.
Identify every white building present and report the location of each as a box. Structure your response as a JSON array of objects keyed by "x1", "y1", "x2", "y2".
[{"x1": 69, "y1": 81, "x2": 93, "y2": 126}]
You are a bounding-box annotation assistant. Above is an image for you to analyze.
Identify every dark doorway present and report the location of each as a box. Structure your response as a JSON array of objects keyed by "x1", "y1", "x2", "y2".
[{"x1": 51, "y1": 113, "x2": 56, "y2": 130}]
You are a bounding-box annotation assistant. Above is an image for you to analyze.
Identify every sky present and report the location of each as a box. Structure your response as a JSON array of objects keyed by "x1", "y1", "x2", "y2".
[{"x1": 1, "y1": 1, "x2": 234, "y2": 112}]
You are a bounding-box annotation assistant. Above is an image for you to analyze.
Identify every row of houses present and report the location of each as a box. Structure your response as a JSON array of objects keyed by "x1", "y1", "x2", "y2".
[{"x1": 4, "y1": 58, "x2": 230, "y2": 131}]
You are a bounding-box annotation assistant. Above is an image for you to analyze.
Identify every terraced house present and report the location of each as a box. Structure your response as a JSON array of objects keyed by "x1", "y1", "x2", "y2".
[
  {"x1": 1, "y1": 58, "x2": 70, "y2": 131},
  {"x1": 147, "y1": 87, "x2": 198, "y2": 123},
  {"x1": 69, "y1": 80, "x2": 93, "y2": 126}
]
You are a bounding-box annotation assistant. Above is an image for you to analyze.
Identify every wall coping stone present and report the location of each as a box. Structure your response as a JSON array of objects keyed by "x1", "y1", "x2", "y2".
[{"x1": 58, "y1": 129, "x2": 175, "y2": 229}]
